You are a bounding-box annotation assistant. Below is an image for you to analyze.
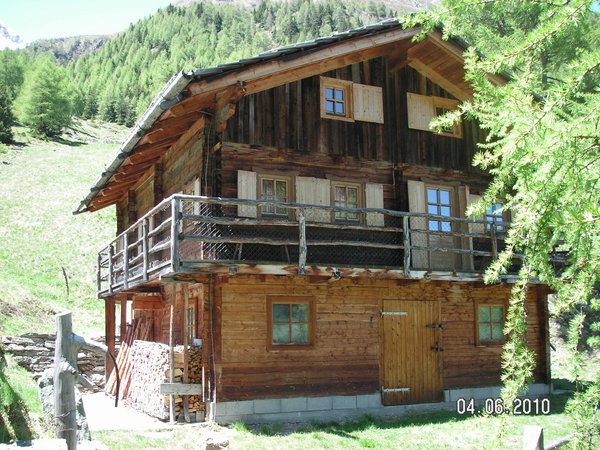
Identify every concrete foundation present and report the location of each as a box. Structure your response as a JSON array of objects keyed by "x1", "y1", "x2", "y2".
[{"x1": 213, "y1": 384, "x2": 551, "y2": 424}]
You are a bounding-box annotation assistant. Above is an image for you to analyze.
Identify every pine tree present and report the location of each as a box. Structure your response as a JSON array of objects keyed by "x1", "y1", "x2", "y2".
[
  {"x1": 16, "y1": 56, "x2": 73, "y2": 137},
  {"x1": 0, "y1": 86, "x2": 15, "y2": 143}
]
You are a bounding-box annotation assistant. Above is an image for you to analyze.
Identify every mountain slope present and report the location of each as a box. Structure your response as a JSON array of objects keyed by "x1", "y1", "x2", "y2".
[
  {"x1": 0, "y1": 23, "x2": 25, "y2": 50},
  {"x1": 67, "y1": 0, "x2": 406, "y2": 126},
  {"x1": 27, "y1": 35, "x2": 114, "y2": 64}
]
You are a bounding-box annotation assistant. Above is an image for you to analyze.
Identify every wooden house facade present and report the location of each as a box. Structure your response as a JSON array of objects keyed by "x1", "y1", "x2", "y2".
[{"x1": 76, "y1": 20, "x2": 551, "y2": 423}]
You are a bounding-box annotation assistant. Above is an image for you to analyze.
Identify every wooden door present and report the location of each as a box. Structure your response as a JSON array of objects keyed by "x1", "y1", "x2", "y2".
[{"x1": 381, "y1": 299, "x2": 444, "y2": 405}]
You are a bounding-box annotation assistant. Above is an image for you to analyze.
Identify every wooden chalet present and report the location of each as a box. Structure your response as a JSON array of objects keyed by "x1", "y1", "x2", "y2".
[{"x1": 76, "y1": 19, "x2": 551, "y2": 423}]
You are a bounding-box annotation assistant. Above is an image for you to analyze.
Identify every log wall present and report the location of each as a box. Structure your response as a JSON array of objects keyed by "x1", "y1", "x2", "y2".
[
  {"x1": 223, "y1": 61, "x2": 481, "y2": 172},
  {"x1": 208, "y1": 275, "x2": 549, "y2": 401}
]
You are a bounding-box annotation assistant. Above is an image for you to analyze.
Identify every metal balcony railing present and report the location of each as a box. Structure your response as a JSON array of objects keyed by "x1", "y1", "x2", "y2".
[{"x1": 96, "y1": 195, "x2": 514, "y2": 296}]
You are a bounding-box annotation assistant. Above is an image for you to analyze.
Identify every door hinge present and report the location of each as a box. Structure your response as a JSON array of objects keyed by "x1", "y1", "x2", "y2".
[
  {"x1": 426, "y1": 323, "x2": 443, "y2": 329},
  {"x1": 431, "y1": 342, "x2": 444, "y2": 352},
  {"x1": 381, "y1": 386, "x2": 410, "y2": 393},
  {"x1": 381, "y1": 311, "x2": 408, "y2": 317}
]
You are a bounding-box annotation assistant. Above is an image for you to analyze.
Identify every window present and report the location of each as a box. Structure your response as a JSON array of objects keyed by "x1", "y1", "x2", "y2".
[
  {"x1": 267, "y1": 296, "x2": 314, "y2": 348},
  {"x1": 260, "y1": 176, "x2": 289, "y2": 216},
  {"x1": 485, "y1": 203, "x2": 505, "y2": 231},
  {"x1": 477, "y1": 304, "x2": 504, "y2": 344},
  {"x1": 427, "y1": 187, "x2": 452, "y2": 232},
  {"x1": 333, "y1": 183, "x2": 360, "y2": 221},
  {"x1": 407, "y1": 93, "x2": 462, "y2": 138},
  {"x1": 320, "y1": 77, "x2": 353, "y2": 122}
]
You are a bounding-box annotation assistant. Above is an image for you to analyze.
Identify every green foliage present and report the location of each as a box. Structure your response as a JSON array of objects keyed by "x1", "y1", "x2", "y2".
[
  {"x1": 406, "y1": 0, "x2": 600, "y2": 446},
  {"x1": 0, "y1": 86, "x2": 15, "y2": 143},
  {"x1": 68, "y1": 0, "x2": 394, "y2": 126},
  {"x1": 15, "y1": 55, "x2": 74, "y2": 137}
]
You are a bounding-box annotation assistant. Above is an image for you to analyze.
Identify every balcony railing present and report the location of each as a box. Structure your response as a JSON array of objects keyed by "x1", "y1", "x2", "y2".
[{"x1": 96, "y1": 195, "x2": 515, "y2": 296}]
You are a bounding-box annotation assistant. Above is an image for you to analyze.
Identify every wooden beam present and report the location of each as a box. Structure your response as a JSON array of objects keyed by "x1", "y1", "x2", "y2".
[
  {"x1": 386, "y1": 38, "x2": 414, "y2": 72},
  {"x1": 160, "y1": 383, "x2": 203, "y2": 395},
  {"x1": 105, "y1": 297, "x2": 116, "y2": 384},
  {"x1": 407, "y1": 57, "x2": 471, "y2": 100},
  {"x1": 120, "y1": 295, "x2": 127, "y2": 345}
]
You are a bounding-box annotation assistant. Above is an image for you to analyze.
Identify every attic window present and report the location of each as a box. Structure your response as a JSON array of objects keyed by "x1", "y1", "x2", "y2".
[
  {"x1": 320, "y1": 77, "x2": 353, "y2": 121},
  {"x1": 407, "y1": 93, "x2": 462, "y2": 138}
]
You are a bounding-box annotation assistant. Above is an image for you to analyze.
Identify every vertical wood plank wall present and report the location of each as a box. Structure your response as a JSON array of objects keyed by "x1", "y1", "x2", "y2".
[{"x1": 206, "y1": 275, "x2": 548, "y2": 402}]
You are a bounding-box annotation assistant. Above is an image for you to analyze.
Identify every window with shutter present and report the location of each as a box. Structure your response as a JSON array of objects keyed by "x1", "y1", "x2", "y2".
[
  {"x1": 407, "y1": 92, "x2": 462, "y2": 138},
  {"x1": 320, "y1": 77, "x2": 384, "y2": 124}
]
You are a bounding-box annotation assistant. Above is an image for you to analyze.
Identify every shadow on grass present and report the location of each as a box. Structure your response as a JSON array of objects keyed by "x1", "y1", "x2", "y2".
[
  {"x1": 0, "y1": 353, "x2": 34, "y2": 443},
  {"x1": 233, "y1": 394, "x2": 573, "y2": 439},
  {"x1": 49, "y1": 136, "x2": 86, "y2": 147}
]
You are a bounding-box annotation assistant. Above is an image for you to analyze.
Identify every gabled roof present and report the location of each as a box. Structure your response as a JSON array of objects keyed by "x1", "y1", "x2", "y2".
[{"x1": 75, "y1": 19, "x2": 486, "y2": 214}]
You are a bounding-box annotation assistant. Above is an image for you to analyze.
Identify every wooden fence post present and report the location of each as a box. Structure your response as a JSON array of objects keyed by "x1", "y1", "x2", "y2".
[
  {"x1": 54, "y1": 312, "x2": 110, "y2": 450},
  {"x1": 522, "y1": 425, "x2": 544, "y2": 450}
]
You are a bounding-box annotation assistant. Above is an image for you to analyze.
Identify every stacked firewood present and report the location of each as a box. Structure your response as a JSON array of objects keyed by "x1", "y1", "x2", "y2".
[
  {"x1": 126, "y1": 341, "x2": 204, "y2": 422},
  {"x1": 105, "y1": 318, "x2": 152, "y2": 399},
  {"x1": 168, "y1": 345, "x2": 204, "y2": 420}
]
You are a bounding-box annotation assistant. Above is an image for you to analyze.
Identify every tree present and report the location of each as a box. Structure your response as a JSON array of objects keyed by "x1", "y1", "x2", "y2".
[
  {"x1": 407, "y1": 1, "x2": 600, "y2": 446},
  {"x1": 15, "y1": 56, "x2": 73, "y2": 137},
  {"x1": 0, "y1": 86, "x2": 15, "y2": 143}
]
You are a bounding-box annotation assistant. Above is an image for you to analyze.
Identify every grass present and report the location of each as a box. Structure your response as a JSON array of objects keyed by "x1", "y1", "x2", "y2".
[
  {"x1": 92, "y1": 395, "x2": 575, "y2": 449},
  {"x1": 0, "y1": 353, "x2": 45, "y2": 443},
  {"x1": 0, "y1": 119, "x2": 129, "y2": 336}
]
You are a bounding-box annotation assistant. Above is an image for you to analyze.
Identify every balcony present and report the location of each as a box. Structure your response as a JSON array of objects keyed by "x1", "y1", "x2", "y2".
[{"x1": 96, "y1": 195, "x2": 515, "y2": 297}]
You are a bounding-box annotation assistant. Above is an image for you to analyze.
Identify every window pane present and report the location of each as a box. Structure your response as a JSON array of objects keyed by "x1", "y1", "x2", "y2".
[
  {"x1": 441, "y1": 221, "x2": 451, "y2": 232},
  {"x1": 479, "y1": 323, "x2": 491, "y2": 341},
  {"x1": 335, "y1": 186, "x2": 346, "y2": 203},
  {"x1": 291, "y1": 303, "x2": 308, "y2": 323},
  {"x1": 262, "y1": 179, "x2": 274, "y2": 198},
  {"x1": 479, "y1": 305, "x2": 490, "y2": 322},
  {"x1": 440, "y1": 190, "x2": 451, "y2": 205},
  {"x1": 291, "y1": 324, "x2": 309, "y2": 344},
  {"x1": 347, "y1": 187, "x2": 357, "y2": 207},
  {"x1": 491, "y1": 323, "x2": 503, "y2": 340},
  {"x1": 273, "y1": 324, "x2": 290, "y2": 344},
  {"x1": 335, "y1": 89, "x2": 344, "y2": 101},
  {"x1": 491, "y1": 306, "x2": 503, "y2": 323},
  {"x1": 335, "y1": 102, "x2": 344, "y2": 115},
  {"x1": 427, "y1": 188, "x2": 437, "y2": 204},
  {"x1": 428, "y1": 220, "x2": 439, "y2": 231},
  {"x1": 325, "y1": 87, "x2": 334, "y2": 99},
  {"x1": 346, "y1": 212, "x2": 358, "y2": 221},
  {"x1": 273, "y1": 304, "x2": 290, "y2": 323},
  {"x1": 275, "y1": 180, "x2": 287, "y2": 201},
  {"x1": 326, "y1": 100, "x2": 334, "y2": 113},
  {"x1": 440, "y1": 206, "x2": 451, "y2": 217},
  {"x1": 428, "y1": 205, "x2": 439, "y2": 215}
]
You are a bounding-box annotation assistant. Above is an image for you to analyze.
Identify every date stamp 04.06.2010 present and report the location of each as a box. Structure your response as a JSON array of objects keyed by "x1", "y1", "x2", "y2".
[{"x1": 456, "y1": 397, "x2": 551, "y2": 416}]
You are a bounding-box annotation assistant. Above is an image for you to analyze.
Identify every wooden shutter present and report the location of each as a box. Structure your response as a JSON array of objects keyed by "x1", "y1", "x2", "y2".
[
  {"x1": 237, "y1": 170, "x2": 257, "y2": 218},
  {"x1": 353, "y1": 84, "x2": 384, "y2": 124},
  {"x1": 407, "y1": 93, "x2": 434, "y2": 132},
  {"x1": 296, "y1": 176, "x2": 331, "y2": 222},
  {"x1": 458, "y1": 186, "x2": 473, "y2": 271},
  {"x1": 407, "y1": 180, "x2": 428, "y2": 269},
  {"x1": 365, "y1": 183, "x2": 384, "y2": 226}
]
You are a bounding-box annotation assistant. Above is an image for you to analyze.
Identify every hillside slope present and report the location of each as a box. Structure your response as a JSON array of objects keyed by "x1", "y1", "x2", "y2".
[{"x1": 0, "y1": 120, "x2": 129, "y2": 336}]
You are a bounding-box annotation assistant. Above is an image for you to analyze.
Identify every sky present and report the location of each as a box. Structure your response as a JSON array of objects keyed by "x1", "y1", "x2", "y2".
[{"x1": 0, "y1": 0, "x2": 176, "y2": 43}]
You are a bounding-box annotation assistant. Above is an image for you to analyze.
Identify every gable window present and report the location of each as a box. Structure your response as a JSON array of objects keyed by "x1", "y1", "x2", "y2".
[
  {"x1": 320, "y1": 77, "x2": 353, "y2": 121},
  {"x1": 427, "y1": 187, "x2": 452, "y2": 232},
  {"x1": 486, "y1": 203, "x2": 505, "y2": 231},
  {"x1": 268, "y1": 296, "x2": 314, "y2": 348},
  {"x1": 477, "y1": 304, "x2": 505, "y2": 344},
  {"x1": 407, "y1": 93, "x2": 462, "y2": 138},
  {"x1": 333, "y1": 183, "x2": 360, "y2": 222},
  {"x1": 260, "y1": 176, "x2": 289, "y2": 216}
]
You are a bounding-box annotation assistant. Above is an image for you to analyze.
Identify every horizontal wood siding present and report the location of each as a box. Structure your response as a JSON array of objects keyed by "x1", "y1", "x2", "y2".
[
  {"x1": 223, "y1": 60, "x2": 480, "y2": 173},
  {"x1": 212, "y1": 276, "x2": 548, "y2": 401}
]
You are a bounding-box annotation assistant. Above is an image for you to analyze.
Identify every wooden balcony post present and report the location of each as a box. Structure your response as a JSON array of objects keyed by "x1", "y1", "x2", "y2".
[
  {"x1": 403, "y1": 215, "x2": 411, "y2": 277},
  {"x1": 491, "y1": 225, "x2": 498, "y2": 260},
  {"x1": 96, "y1": 253, "x2": 102, "y2": 296},
  {"x1": 298, "y1": 208, "x2": 307, "y2": 275},
  {"x1": 171, "y1": 197, "x2": 181, "y2": 273},
  {"x1": 123, "y1": 232, "x2": 129, "y2": 289},
  {"x1": 142, "y1": 218, "x2": 149, "y2": 281},
  {"x1": 108, "y1": 246, "x2": 114, "y2": 294}
]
